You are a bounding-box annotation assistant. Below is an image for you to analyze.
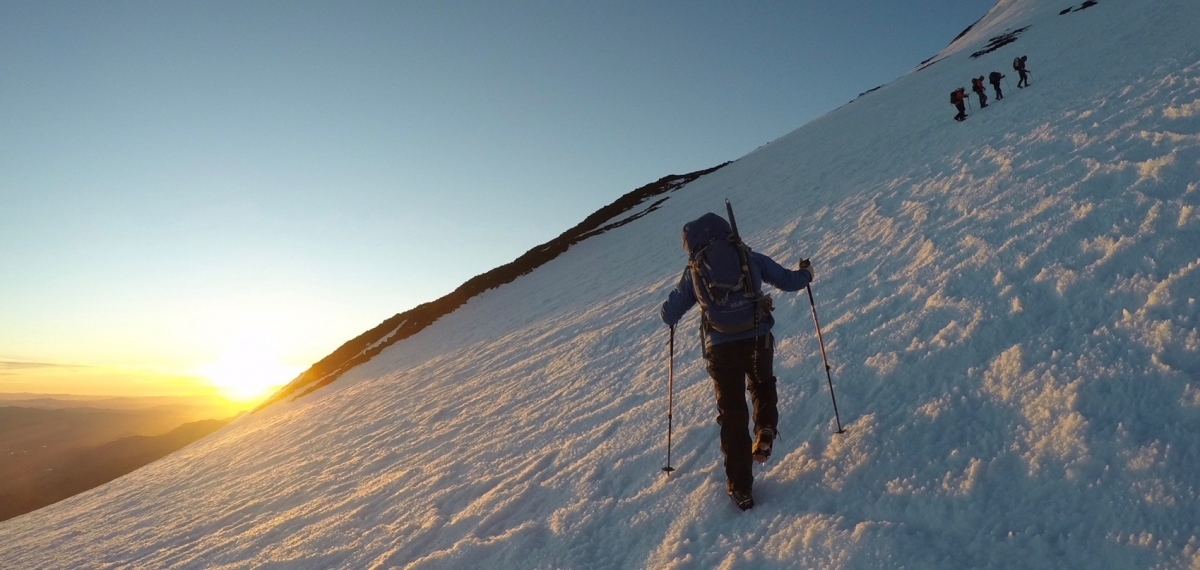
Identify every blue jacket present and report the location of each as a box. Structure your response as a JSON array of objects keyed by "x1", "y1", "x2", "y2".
[{"x1": 660, "y1": 251, "x2": 811, "y2": 347}]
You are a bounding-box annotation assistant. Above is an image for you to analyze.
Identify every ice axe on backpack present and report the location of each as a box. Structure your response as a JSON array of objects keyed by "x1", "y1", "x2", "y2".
[
  {"x1": 724, "y1": 198, "x2": 765, "y2": 377},
  {"x1": 724, "y1": 199, "x2": 741, "y2": 237}
]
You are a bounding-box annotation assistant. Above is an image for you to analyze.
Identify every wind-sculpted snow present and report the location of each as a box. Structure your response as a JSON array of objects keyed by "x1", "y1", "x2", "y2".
[{"x1": 3, "y1": 0, "x2": 1200, "y2": 568}]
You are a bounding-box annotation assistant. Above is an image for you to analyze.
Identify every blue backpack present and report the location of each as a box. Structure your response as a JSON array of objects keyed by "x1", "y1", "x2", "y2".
[{"x1": 681, "y1": 213, "x2": 765, "y2": 334}]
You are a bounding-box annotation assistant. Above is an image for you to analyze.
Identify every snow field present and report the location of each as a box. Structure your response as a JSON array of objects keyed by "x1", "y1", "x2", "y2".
[{"x1": 2, "y1": 0, "x2": 1200, "y2": 568}]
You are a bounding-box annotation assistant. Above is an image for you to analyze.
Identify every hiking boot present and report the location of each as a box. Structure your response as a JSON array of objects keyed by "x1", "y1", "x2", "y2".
[
  {"x1": 753, "y1": 427, "x2": 776, "y2": 463},
  {"x1": 726, "y1": 480, "x2": 754, "y2": 510}
]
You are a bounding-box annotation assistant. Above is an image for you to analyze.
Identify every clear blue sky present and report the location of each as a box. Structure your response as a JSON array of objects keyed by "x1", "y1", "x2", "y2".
[{"x1": 0, "y1": 1, "x2": 996, "y2": 394}]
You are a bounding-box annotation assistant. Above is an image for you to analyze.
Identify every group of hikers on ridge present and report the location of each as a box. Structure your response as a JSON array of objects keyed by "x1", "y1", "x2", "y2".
[{"x1": 952, "y1": 55, "x2": 1031, "y2": 121}]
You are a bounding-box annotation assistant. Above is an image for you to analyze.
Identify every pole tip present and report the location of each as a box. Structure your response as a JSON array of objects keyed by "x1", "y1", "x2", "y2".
[{"x1": 662, "y1": 466, "x2": 675, "y2": 474}]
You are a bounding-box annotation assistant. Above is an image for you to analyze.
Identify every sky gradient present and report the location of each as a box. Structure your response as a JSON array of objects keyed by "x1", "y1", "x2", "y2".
[{"x1": 0, "y1": 1, "x2": 997, "y2": 397}]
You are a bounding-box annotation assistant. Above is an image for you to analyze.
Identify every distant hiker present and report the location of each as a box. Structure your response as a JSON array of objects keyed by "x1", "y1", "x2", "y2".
[
  {"x1": 972, "y1": 76, "x2": 989, "y2": 108},
  {"x1": 660, "y1": 211, "x2": 814, "y2": 510},
  {"x1": 1014, "y1": 55, "x2": 1031, "y2": 88},
  {"x1": 951, "y1": 87, "x2": 968, "y2": 122},
  {"x1": 989, "y1": 71, "x2": 1005, "y2": 100}
]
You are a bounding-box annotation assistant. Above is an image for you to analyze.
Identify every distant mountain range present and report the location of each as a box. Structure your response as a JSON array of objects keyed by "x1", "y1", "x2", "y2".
[{"x1": 0, "y1": 402, "x2": 234, "y2": 522}]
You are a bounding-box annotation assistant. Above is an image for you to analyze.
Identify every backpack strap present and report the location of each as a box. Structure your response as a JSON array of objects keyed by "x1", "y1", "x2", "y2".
[
  {"x1": 732, "y1": 238, "x2": 757, "y2": 300},
  {"x1": 690, "y1": 237, "x2": 752, "y2": 307}
]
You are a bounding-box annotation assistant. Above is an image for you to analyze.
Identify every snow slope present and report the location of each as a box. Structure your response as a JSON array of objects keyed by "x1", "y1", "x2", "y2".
[{"x1": 4, "y1": 0, "x2": 1200, "y2": 567}]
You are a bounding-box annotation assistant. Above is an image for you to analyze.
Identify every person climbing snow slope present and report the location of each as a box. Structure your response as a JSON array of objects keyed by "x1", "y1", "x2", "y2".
[
  {"x1": 972, "y1": 76, "x2": 989, "y2": 108},
  {"x1": 660, "y1": 210, "x2": 814, "y2": 510},
  {"x1": 989, "y1": 71, "x2": 1005, "y2": 100},
  {"x1": 951, "y1": 87, "x2": 969, "y2": 122},
  {"x1": 1014, "y1": 55, "x2": 1031, "y2": 88}
]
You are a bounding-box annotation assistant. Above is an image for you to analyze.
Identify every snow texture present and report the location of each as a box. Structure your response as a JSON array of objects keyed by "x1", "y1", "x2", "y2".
[{"x1": 3, "y1": 0, "x2": 1200, "y2": 568}]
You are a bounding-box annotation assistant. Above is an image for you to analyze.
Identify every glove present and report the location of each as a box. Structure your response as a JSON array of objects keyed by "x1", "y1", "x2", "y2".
[{"x1": 799, "y1": 258, "x2": 815, "y2": 281}]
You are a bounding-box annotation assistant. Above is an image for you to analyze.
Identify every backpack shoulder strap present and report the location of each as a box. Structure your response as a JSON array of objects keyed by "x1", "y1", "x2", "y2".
[{"x1": 732, "y1": 238, "x2": 762, "y2": 297}]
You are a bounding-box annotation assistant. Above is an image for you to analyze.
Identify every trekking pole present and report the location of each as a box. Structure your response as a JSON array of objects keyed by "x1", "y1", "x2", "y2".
[
  {"x1": 801, "y1": 264, "x2": 845, "y2": 434},
  {"x1": 662, "y1": 325, "x2": 677, "y2": 474}
]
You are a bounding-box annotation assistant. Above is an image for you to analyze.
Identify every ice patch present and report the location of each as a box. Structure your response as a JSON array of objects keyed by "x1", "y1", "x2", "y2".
[
  {"x1": 1137, "y1": 153, "x2": 1176, "y2": 183},
  {"x1": 1180, "y1": 205, "x2": 1195, "y2": 227},
  {"x1": 865, "y1": 352, "x2": 900, "y2": 375},
  {"x1": 1183, "y1": 385, "x2": 1200, "y2": 407},
  {"x1": 916, "y1": 394, "x2": 952, "y2": 419},
  {"x1": 981, "y1": 346, "x2": 1089, "y2": 475},
  {"x1": 1139, "y1": 130, "x2": 1200, "y2": 145},
  {"x1": 1124, "y1": 441, "x2": 1166, "y2": 471},
  {"x1": 1164, "y1": 99, "x2": 1200, "y2": 118},
  {"x1": 1034, "y1": 264, "x2": 1079, "y2": 295},
  {"x1": 940, "y1": 457, "x2": 985, "y2": 497},
  {"x1": 824, "y1": 425, "x2": 875, "y2": 490}
]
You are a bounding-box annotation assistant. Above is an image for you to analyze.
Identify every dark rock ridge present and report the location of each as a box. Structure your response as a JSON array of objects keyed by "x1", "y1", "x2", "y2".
[
  {"x1": 917, "y1": 14, "x2": 986, "y2": 70},
  {"x1": 1061, "y1": 1, "x2": 1099, "y2": 15},
  {"x1": 970, "y1": 26, "x2": 1032, "y2": 59},
  {"x1": 257, "y1": 162, "x2": 730, "y2": 410}
]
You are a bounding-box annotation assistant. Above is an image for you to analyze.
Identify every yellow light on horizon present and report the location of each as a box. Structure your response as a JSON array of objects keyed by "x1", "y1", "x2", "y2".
[{"x1": 195, "y1": 341, "x2": 304, "y2": 403}]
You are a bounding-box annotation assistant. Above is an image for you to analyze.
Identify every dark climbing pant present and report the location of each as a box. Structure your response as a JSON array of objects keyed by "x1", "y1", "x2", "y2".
[
  {"x1": 1018, "y1": 70, "x2": 1029, "y2": 87},
  {"x1": 976, "y1": 91, "x2": 988, "y2": 107},
  {"x1": 955, "y1": 102, "x2": 967, "y2": 121},
  {"x1": 992, "y1": 83, "x2": 1003, "y2": 99},
  {"x1": 706, "y1": 335, "x2": 777, "y2": 491}
]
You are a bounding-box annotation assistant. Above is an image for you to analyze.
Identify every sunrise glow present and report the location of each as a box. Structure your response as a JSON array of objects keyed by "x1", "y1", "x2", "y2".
[{"x1": 196, "y1": 342, "x2": 304, "y2": 403}]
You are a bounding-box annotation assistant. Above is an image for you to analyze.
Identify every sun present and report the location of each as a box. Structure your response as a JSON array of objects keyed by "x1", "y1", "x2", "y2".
[{"x1": 197, "y1": 342, "x2": 304, "y2": 403}]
